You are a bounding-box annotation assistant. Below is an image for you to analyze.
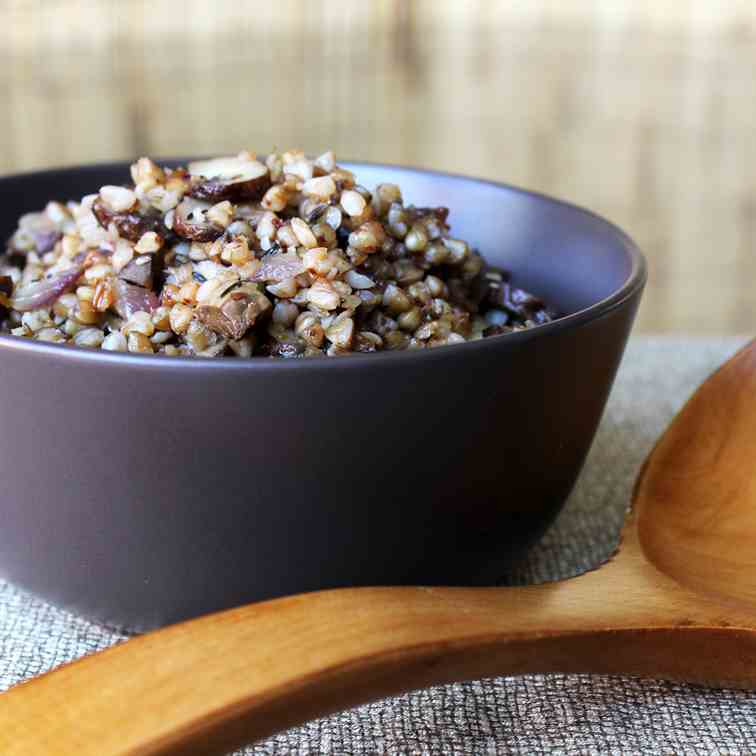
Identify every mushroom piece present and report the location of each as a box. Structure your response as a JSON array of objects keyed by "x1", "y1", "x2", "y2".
[
  {"x1": 118, "y1": 255, "x2": 155, "y2": 289},
  {"x1": 92, "y1": 198, "x2": 164, "y2": 243},
  {"x1": 196, "y1": 284, "x2": 271, "y2": 340},
  {"x1": 187, "y1": 157, "x2": 271, "y2": 203},
  {"x1": 173, "y1": 198, "x2": 225, "y2": 242}
]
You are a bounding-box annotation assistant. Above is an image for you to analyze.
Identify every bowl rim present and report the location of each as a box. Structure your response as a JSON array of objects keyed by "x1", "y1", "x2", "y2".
[{"x1": 0, "y1": 159, "x2": 647, "y2": 372}]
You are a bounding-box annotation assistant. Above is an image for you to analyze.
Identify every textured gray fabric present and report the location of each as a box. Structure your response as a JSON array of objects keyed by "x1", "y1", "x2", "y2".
[{"x1": 1, "y1": 336, "x2": 753, "y2": 755}]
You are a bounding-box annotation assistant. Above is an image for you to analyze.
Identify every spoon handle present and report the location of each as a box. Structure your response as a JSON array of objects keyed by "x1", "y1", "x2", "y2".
[{"x1": 1, "y1": 573, "x2": 755, "y2": 756}]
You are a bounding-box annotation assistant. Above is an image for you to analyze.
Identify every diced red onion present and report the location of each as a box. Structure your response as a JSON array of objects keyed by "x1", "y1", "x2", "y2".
[
  {"x1": 114, "y1": 280, "x2": 159, "y2": 319},
  {"x1": 13, "y1": 212, "x2": 61, "y2": 255},
  {"x1": 251, "y1": 253, "x2": 304, "y2": 283},
  {"x1": 10, "y1": 266, "x2": 83, "y2": 312},
  {"x1": 30, "y1": 229, "x2": 61, "y2": 255}
]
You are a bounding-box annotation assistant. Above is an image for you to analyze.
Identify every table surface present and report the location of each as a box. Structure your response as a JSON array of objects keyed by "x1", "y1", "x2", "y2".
[{"x1": 1, "y1": 335, "x2": 753, "y2": 755}]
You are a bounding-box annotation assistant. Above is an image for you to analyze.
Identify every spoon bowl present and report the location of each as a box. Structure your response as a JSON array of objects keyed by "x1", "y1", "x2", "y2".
[
  {"x1": 3, "y1": 340, "x2": 756, "y2": 756},
  {"x1": 636, "y1": 339, "x2": 756, "y2": 609}
]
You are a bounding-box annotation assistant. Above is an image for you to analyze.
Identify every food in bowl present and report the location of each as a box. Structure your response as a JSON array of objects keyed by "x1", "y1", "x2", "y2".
[{"x1": 0, "y1": 150, "x2": 554, "y2": 358}]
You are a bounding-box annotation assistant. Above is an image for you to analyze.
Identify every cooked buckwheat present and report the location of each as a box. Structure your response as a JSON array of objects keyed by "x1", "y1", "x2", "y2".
[{"x1": 0, "y1": 150, "x2": 555, "y2": 358}]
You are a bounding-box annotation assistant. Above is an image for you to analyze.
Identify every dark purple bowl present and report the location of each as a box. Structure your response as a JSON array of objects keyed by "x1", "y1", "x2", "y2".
[{"x1": 0, "y1": 161, "x2": 645, "y2": 631}]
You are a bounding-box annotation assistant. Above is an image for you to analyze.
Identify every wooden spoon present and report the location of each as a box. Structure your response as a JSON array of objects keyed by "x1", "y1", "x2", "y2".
[{"x1": 3, "y1": 339, "x2": 756, "y2": 756}]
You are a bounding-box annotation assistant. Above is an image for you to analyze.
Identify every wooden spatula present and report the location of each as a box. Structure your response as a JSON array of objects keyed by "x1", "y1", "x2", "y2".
[{"x1": 3, "y1": 340, "x2": 756, "y2": 756}]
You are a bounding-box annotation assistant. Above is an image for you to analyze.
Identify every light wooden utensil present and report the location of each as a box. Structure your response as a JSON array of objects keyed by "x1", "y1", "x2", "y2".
[{"x1": 3, "y1": 339, "x2": 756, "y2": 756}]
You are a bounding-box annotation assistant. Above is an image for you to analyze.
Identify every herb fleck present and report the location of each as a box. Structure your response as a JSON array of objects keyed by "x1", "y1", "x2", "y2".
[
  {"x1": 261, "y1": 241, "x2": 281, "y2": 258},
  {"x1": 306, "y1": 204, "x2": 328, "y2": 224}
]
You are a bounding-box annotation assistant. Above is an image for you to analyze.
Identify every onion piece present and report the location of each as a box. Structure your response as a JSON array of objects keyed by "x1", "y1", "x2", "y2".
[
  {"x1": 10, "y1": 212, "x2": 61, "y2": 255},
  {"x1": 113, "y1": 280, "x2": 159, "y2": 319},
  {"x1": 10, "y1": 266, "x2": 83, "y2": 312},
  {"x1": 251, "y1": 253, "x2": 304, "y2": 283},
  {"x1": 118, "y1": 256, "x2": 154, "y2": 289},
  {"x1": 30, "y1": 228, "x2": 61, "y2": 255}
]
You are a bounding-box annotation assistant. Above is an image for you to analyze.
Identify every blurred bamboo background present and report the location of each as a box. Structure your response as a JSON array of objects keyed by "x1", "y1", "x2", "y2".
[{"x1": 2, "y1": 0, "x2": 756, "y2": 333}]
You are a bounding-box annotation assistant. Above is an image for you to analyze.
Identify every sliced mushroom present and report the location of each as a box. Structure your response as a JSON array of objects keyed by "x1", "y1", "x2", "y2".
[
  {"x1": 118, "y1": 256, "x2": 154, "y2": 289},
  {"x1": 173, "y1": 198, "x2": 225, "y2": 242},
  {"x1": 92, "y1": 198, "x2": 164, "y2": 243},
  {"x1": 250, "y1": 252, "x2": 305, "y2": 283},
  {"x1": 187, "y1": 157, "x2": 271, "y2": 203},
  {"x1": 196, "y1": 284, "x2": 271, "y2": 340}
]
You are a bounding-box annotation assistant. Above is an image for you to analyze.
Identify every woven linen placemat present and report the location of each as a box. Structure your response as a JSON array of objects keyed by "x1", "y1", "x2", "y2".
[{"x1": 1, "y1": 336, "x2": 754, "y2": 755}]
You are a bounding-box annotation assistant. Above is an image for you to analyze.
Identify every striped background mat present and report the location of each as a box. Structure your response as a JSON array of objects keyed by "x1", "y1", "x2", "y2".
[{"x1": 1, "y1": 0, "x2": 755, "y2": 334}]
